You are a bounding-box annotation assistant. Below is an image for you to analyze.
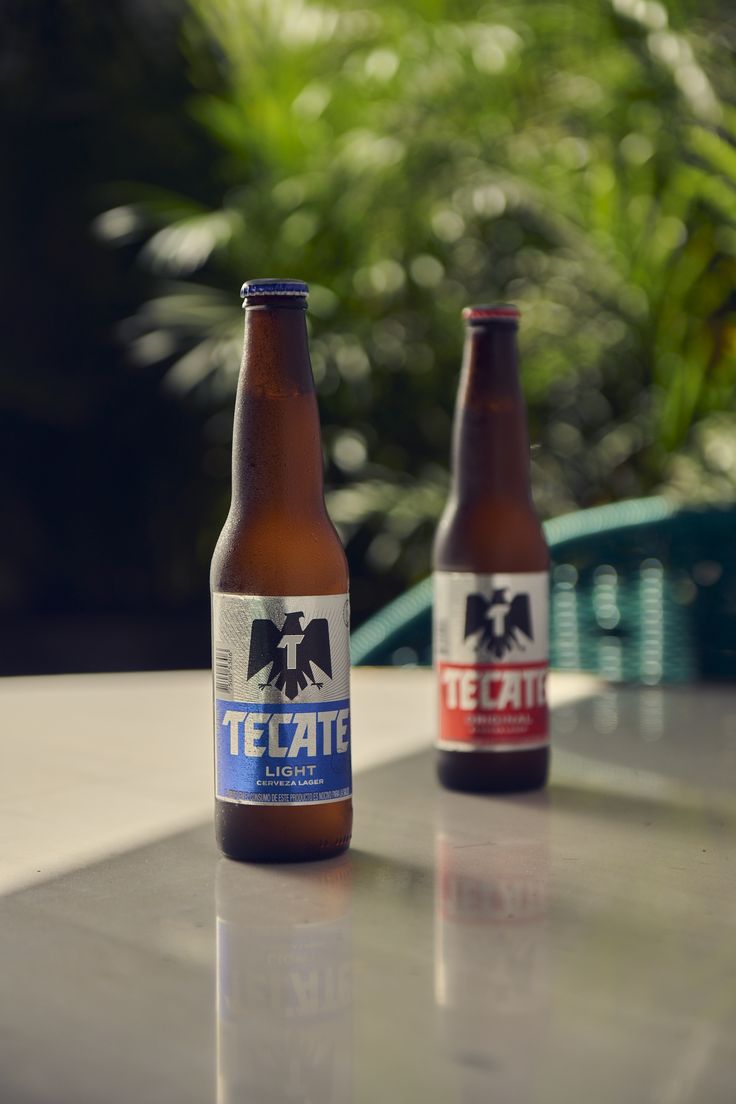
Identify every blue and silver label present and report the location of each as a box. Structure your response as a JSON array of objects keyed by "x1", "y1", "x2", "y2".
[{"x1": 212, "y1": 592, "x2": 351, "y2": 805}]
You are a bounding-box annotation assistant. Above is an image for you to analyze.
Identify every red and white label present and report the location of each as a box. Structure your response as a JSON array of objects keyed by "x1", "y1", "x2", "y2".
[{"x1": 434, "y1": 571, "x2": 549, "y2": 751}]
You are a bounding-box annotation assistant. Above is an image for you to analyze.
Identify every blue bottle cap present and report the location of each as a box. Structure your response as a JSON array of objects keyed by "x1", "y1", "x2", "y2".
[{"x1": 240, "y1": 278, "x2": 309, "y2": 300}]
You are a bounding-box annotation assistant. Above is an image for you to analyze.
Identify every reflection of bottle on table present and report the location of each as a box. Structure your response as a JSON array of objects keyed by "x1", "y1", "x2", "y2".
[
  {"x1": 216, "y1": 856, "x2": 352, "y2": 1104},
  {"x1": 434, "y1": 795, "x2": 549, "y2": 1102}
]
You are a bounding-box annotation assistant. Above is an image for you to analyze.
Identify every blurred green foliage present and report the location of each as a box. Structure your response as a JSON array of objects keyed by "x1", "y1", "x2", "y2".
[{"x1": 100, "y1": 0, "x2": 736, "y2": 618}]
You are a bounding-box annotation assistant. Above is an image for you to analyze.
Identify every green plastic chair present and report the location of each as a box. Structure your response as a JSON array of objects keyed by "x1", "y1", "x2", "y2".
[{"x1": 350, "y1": 497, "x2": 736, "y2": 683}]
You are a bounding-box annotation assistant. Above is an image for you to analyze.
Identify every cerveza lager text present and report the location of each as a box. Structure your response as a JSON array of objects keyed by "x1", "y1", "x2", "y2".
[
  {"x1": 211, "y1": 279, "x2": 352, "y2": 861},
  {"x1": 433, "y1": 305, "x2": 550, "y2": 792}
]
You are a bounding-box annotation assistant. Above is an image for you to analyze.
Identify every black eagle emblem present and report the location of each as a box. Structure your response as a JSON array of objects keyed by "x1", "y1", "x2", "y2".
[
  {"x1": 464, "y1": 589, "x2": 533, "y2": 660},
  {"x1": 247, "y1": 611, "x2": 332, "y2": 701}
]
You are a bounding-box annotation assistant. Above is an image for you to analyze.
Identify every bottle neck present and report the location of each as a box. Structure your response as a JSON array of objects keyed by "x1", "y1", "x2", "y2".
[
  {"x1": 230, "y1": 302, "x2": 326, "y2": 518},
  {"x1": 450, "y1": 324, "x2": 532, "y2": 503}
]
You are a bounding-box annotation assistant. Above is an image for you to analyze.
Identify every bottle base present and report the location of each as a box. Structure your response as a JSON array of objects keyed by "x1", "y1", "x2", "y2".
[
  {"x1": 219, "y1": 838, "x2": 352, "y2": 864},
  {"x1": 215, "y1": 798, "x2": 353, "y2": 864},
  {"x1": 436, "y1": 746, "x2": 549, "y2": 794}
]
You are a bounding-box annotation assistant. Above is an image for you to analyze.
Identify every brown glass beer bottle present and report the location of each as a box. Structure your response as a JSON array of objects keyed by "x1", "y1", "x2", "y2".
[
  {"x1": 433, "y1": 305, "x2": 549, "y2": 792},
  {"x1": 210, "y1": 279, "x2": 352, "y2": 861}
]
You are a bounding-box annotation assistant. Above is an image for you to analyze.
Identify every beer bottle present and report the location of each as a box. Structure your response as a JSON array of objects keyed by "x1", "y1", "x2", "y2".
[
  {"x1": 210, "y1": 279, "x2": 352, "y2": 861},
  {"x1": 433, "y1": 305, "x2": 549, "y2": 792}
]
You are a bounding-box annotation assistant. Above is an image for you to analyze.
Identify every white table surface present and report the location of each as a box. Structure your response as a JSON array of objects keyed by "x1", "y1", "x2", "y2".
[{"x1": 1, "y1": 668, "x2": 735, "y2": 1103}]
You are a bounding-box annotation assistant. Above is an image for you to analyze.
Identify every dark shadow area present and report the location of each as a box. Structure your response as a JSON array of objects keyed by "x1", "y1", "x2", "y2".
[
  {"x1": 549, "y1": 779, "x2": 736, "y2": 835},
  {"x1": 1, "y1": 0, "x2": 218, "y2": 675}
]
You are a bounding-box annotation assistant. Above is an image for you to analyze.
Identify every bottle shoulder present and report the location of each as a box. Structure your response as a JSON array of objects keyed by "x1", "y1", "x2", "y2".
[
  {"x1": 211, "y1": 511, "x2": 349, "y2": 596},
  {"x1": 433, "y1": 496, "x2": 549, "y2": 574}
]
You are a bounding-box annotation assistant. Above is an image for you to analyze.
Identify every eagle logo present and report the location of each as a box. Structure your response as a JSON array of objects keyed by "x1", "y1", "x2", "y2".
[
  {"x1": 464, "y1": 589, "x2": 533, "y2": 660},
  {"x1": 247, "y1": 611, "x2": 332, "y2": 701}
]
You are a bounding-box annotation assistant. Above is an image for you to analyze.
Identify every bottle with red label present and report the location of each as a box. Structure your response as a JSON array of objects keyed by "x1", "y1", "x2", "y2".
[{"x1": 433, "y1": 304, "x2": 550, "y2": 792}]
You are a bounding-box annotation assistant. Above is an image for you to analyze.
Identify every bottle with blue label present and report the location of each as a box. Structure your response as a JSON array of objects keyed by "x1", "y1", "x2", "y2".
[{"x1": 211, "y1": 279, "x2": 352, "y2": 862}]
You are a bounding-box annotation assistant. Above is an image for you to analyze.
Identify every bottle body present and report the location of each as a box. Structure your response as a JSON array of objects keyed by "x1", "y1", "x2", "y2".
[
  {"x1": 211, "y1": 280, "x2": 352, "y2": 861},
  {"x1": 433, "y1": 305, "x2": 549, "y2": 792}
]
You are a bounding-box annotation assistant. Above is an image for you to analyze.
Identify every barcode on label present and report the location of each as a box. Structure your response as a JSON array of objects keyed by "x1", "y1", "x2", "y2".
[{"x1": 214, "y1": 647, "x2": 232, "y2": 694}]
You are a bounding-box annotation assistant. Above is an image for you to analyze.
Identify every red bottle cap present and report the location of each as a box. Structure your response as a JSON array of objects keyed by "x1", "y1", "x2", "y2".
[{"x1": 462, "y1": 304, "x2": 520, "y2": 323}]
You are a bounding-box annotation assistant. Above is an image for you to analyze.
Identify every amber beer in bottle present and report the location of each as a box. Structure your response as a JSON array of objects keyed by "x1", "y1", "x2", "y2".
[
  {"x1": 210, "y1": 279, "x2": 352, "y2": 861},
  {"x1": 433, "y1": 305, "x2": 549, "y2": 791}
]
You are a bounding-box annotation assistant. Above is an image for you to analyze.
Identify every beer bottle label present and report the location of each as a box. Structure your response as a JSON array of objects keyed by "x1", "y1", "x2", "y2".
[
  {"x1": 212, "y1": 593, "x2": 351, "y2": 805},
  {"x1": 434, "y1": 571, "x2": 549, "y2": 750}
]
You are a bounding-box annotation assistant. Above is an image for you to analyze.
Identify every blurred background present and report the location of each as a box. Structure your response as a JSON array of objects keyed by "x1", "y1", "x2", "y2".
[{"x1": 2, "y1": 0, "x2": 735, "y2": 675}]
